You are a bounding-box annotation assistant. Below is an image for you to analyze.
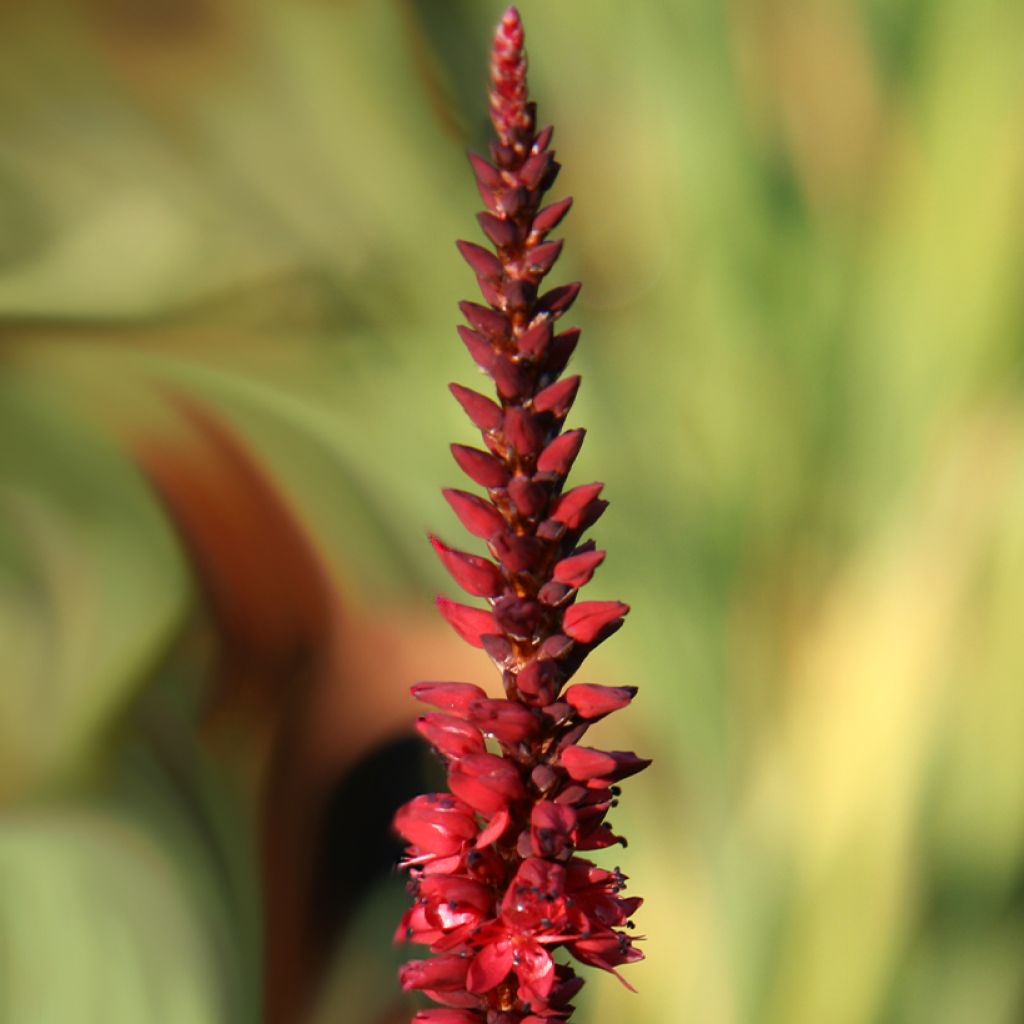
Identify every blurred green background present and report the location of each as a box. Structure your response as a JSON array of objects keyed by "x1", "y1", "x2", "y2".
[{"x1": 2, "y1": 1, "x2": 1024, "y2": 1022}]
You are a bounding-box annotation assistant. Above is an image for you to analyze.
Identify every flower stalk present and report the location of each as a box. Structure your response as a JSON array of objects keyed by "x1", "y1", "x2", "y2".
[{"x1": 394, "y1": 9, "x2": 648, "y2": 1022}]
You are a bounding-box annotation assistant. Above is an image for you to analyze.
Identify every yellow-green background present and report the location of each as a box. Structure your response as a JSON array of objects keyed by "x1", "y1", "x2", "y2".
[{"x1": 2, "y1": 1, "x2": 1023, "y2": 1022}]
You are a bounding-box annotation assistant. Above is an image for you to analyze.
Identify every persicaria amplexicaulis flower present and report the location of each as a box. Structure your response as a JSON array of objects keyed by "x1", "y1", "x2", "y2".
[{"x1": 393, "y1": 9, "x2": 649, "y2": 1023}]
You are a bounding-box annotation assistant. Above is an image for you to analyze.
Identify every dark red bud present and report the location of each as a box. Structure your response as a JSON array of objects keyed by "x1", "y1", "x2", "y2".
[
  {"x1": 489, "y1": 530, "x2": 547, "y2": 574},
  {"x1": 506, "y1": 476, "x2": 548, "y2": 518},
  {"x1": 400, "y1": 955, "x2": 471, "y2": 993},
  {"x1": 532, "y1": 124, "x2": 554, "y2": 153},
  {"x1": 481, "y1": 634, "x2": 515, "y2": 669},
  {"x1": 551, "y1": 482, "x2": 604, "y2": 526},
  {"x1": 493, "y1": 594, "x2": 547, "y2": 640},
  {"x1": 562, "y1": 600, "x2": 629, "y2": 643},
  {"x1": 503, "y1": 408, "x2": 546, "y2": 457},
  {"x1": 516, "y1": 319, "x2": 552, "y2": 362},
  {"x1": 394, "y1": 793, "x2": 478, "y2": 855},
  {"x1": 553, "y1": 549, "x2": 605, "y2": 588},
  {"x1": 448, "y1": 752, "x2": 526, "y2": 815},
  {"x1": 457, "y1": 240, "x2": 504, "y2": 281},
  {"x1": 537, "y1": 428, "x2": 585, "y2": 476},
  {"x1": 531, "y1": 195, "x2": 572, "y2": 238},
  {"x1": 545, "y1": 327, "x2": 581, "y2": 375},
  {"x1": 477, "y1": 211, "x2": 518, "y2": 249},
  {"x1": 456, "y1": 326, "x2": 497, "y2": 374},
  {"x1": 538, "y1": 633, "x2": 573, "y2": 661},
  {"x1": 533, "y1": 374, "x2": 580, "y2": 418},
  {"x1": 468, "y1": 698, "x2": 540, "y2": 743},
  {"x1": 451, "y1": 444, "x2": 511, "y2": 488},
  {"x1": 450, "y1": 382, "x2": 502, "y2": 431},
  {"x1": 497, "y1": 185, "x2": 529, "y2": 218},
  {"x1": 491, "y1": 356, "x2": 534, "y2": 401},
  {"x1": 468, "y1": 151, "x2": 503, "y2": 189},
  {"x1": 560, "y1": 745, "x2": 650, "y2": 784},
  {"x1": 443, "y1": 488, "x2": 504, "y2": 539},
  {"x1": 412, "y1": 682, "x2": 489, "y2": 715},
  {"x1": 519, "y1": 150, "x2": 553, "y2": 190},
  {"x1": 436, "y1": 596, "x2": 499, "y2": 648},
  {"x1": 563, "y1": 683, "x2": 637, "y2": 719},
  {"x1": 538, "y1": 581, "x2": 571, "y2": 606},
  {"x1": 459, "y1": 300, "x2": 510, "y2": 341},
  {"x1": 516, "y1": 657, "x2": 563, "y2": 704},
  {"x1": 430, "y1": 536, "x2": 504, "y2": 597},
  {"x1": 538, "y1": 281, "x2": 581, "y2": 318},
  {"x1": 526, "y1": 239, "x2": 563, "y2": 276},
  {"x1": 416, "y1": 713, "x2": 486, "y2": 758}
]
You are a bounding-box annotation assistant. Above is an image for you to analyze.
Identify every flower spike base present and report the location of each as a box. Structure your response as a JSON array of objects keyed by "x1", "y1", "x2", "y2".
[{"x1": 394, "y1": 9, "x2": 649, "y2": 1023}]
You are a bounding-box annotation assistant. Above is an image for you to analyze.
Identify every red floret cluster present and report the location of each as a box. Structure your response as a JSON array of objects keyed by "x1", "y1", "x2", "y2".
[{"x1": 393, "y1": 9, "x2": 649, "y2": 1023}]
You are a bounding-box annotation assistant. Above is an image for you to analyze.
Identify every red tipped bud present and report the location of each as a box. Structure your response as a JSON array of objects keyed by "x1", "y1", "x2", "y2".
[
  {"x1": 533, "y1": 374, "x2": 580, "y2": 418},
  {"x1": 468, "y1": 699, "x2": 539, "y2": 743},
  {"x1": 436, "y1": 597, "x2": 499, "y2": 648},
  {"x1": 443, "y1": 489, "x2": 504, "y2": 540},
  {"x1": 457, "y1": 239, "x2": 504, "y2": 281},
  {"x1": 456, "y1": 327, "x2": 497, "y2": 374},
  {"x1": 448, "y1": 752, "x2": 527, "y2": 815},
  {"x1": 503, "y1": 407, "x2": 546, "y2": 457},
  {"x1": 563, "y1": 684, "x2": 637, "y2": 719},
  {"x1": 451, "y1": 444, "x2": 511, "y2": 488},
  {"x1": 412, "y1": 682, "x2": 489, "y2": 715},
  {"x1": 537, "y1": 428, "x2": 585, "y2": 476},
  {"x1": 531, "y1": 195, "x2": 572, "y2": 239},
  {"x1": 553, "y1": 549, "x2": 605, "y2": 588},
  {"x1": 538, "y1": 281, "x2": 580, "y2": 318},
  {"x1": 526, "y1": 239, "x2": 563, "y2": 277},
  {"x1": 560, "y1": 746, "x2": 651, "y2": 784},
  {"x1": 459, "y1": 300, "x2": 510, "y2": 341},
  {"x1": 394, "y1": 793, "x2": 478, "y2": 855},
  {"x1": 450, "y1": 383, "x2": 502, "y2": 431},
  {"x1": 516, "y1": 318, "x2": 553, "y2": 360},
  {"x1": 477, "y1": 211, "x2": 518, "y2": 249},
  {"x1": 431, "y1": 536, "x2": 504, "y2": 597},
  {"x1": 417, "y1": 713, "x2": 486, "y2": 758},
  {"x1": 551, "y1": 482, "x2": 604, "y2": 526},
  {"x1": 562, "y1": 600, "x2": 629, "y2": 643}
]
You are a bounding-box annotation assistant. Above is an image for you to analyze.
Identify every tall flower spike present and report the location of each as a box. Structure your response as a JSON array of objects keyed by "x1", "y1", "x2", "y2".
[{"x1": 394, "y1": 10, "x2": 648, "y2": 1023}]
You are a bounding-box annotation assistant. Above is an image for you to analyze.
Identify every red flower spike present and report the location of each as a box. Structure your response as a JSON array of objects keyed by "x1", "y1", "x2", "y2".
[{"x1": 393, "y1": 9, "x2": 646, "y2": 1021}]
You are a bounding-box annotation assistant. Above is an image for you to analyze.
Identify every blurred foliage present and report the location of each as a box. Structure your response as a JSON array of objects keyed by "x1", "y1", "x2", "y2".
[{"x1": 2, "y1": 1, "x2": 1024, "y2": 1022}]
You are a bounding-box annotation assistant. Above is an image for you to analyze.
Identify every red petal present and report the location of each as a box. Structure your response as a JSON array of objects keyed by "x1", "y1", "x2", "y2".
[
  {"x1": 533, "y1": 375, "x2": 580, "y2": 418},
  {"x1": 459, "y1": 300, "x2": 509, "y2": 342},
  {"x1": 443, "y1": 489, "x2": 504, "y2": 540},
  {"x1": 449, "y1": 383, "x2": 502, "y2": 432},
  {"x1": 414, "y1": 1012, "x2": 483, "y2": 1023},
  {"x1": 456, "y1": 240, "x2": 503, "y2": 280},
  {"x1": 393, "y1": 793, "x2": 477, "y2": 855},
  {"x1": 553, "y1": 549, "x2": 605, "y2": 588},
  {"x1": 551, "y1": 484, "x2": 602, "y2": 528},
  {"x1": 456, "y1": 326, "x2": 497, "y2": 374},
  {"x1": 450, "y1": 445, "x2": 510, "y2": 488},
  {"x1": 561, "y1": 745, "x2": 651, "y2": 783},
  {"x1": 448, "y1": 752, "x2": 526, "y2": 815},
  {"x1": 563, "y1": 683, "x2": 636, "y2": 719},
  {"x1": 562, "y1": 600, "x2": 628, "y2": 643},
  {"x1": 466, "y1": 939, "x2": 515, "y2": 994},
  {"x1": 531, "y1": 196, "x2": 573, "y2": 238},
  {"x1": 416, "y1": 713, "x2": 485, "y2": 758},
  {"x1": 431, "y1": 536, "x2": 504, "y2": 597},
  {"x1": 477, "y1": 211, "x2": 517, "y2": 249},
  {"x1": 538, "y1": 281, "x2": 580, "y2": 318},
  {"x1": 537, "y1": 428, "x2": 585, "y2": 476},
  {"x1": 526, "y1": 239, "x2": 562, "y2": 276},
  {"x1": 503, "y1": 408, "x2": 545, "y2": 457},
  {"x1": 516, "y1": 318, "x2": 552, "y2": 360},
  {"x1": 468, "y1": 698, "x2": 540, "y2": 743},
  {"x1": 436, "y1": 597, "x2": 499, "y2": 648},
  {"x1": 400, "y1": 955, "x2": 469, "y2": 992},
  {"x1": 411, "y1": 682, "x2": 488, "y2": 714}
]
